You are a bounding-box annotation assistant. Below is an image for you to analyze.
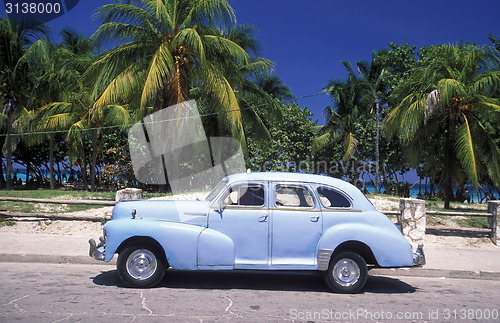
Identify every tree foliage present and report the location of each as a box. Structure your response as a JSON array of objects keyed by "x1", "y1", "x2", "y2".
[{"x1": 385, "y1": 44, "x2": 500, "y2": 207}]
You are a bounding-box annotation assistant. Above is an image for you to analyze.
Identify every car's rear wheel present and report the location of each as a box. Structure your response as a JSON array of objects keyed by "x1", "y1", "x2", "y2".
[
  {"x1": 323, "y1": 251, "x2": 367, "y2": 293},
  {"x1": 117, "y1": 244, "x2": 167, "y2": 287}
]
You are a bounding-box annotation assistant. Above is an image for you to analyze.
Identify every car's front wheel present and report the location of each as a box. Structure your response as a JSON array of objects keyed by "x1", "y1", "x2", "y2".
[
  {"x1": 117, "y1": 244, "x2": 167, "y2": 287},
  {"x1": 323, "y1": 251, "x2": 367, "y2": 293}
]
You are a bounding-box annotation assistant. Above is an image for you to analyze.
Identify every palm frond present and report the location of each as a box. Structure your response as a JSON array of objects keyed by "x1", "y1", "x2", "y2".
[
  {"x1": 95, "y1": 58, "x2": 148, "y2": 107},
  {"x1": 93, "y1": 3, "x2": 159, "y2": 34},
  {"x1": 342, "y1": 132, "x2": 359, "y2": 162},
  {"x1": 203, "y1": 35, "x2": 249, "y2": 65},
  {"x1": 436, "y1": 78, "x2": 466, "y2": 104},
  {"x1": 455, "y1": 114, "x2": 479, "y2": 185},
  {"x1": 312, "y1": 132, "x2": 332, "y2": 153},
  {"x1": 137, "y1": 42, "x2": 174, "y2": 108}
]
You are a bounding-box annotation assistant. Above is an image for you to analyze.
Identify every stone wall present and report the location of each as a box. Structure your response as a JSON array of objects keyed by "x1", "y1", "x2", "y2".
[
  {"x1": 115, "y1": 188, "x2": 143, "y2": 202},
  {"x1": 397, "y1": 198, "x2": 426, "y2": 243},
  {"x1": 396, "y1": 199, "x2": 499, "y2": 246},
  {"x1": 488, "y1": 201, "x2": 500, "y2": 246}
]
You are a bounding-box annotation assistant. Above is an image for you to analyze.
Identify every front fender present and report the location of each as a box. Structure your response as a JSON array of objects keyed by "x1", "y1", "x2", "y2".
[
  {"x1": 318, "y1": 223, "x2": 413, "y2": 267},
  {"x1": 104, "y1": 219, "x2": 204, "y2": 270}
]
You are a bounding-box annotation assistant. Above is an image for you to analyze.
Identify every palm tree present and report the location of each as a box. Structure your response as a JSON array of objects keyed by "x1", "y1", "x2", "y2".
[
  {"x1": 84, "y1": 0, "x2": 252, "y2": 143},
  {"x1": 38, "y1": 87, "x2": 130, "y2": 192},
  {"x1": 255, "y1": 75, "x2": 293, "y2": 102},
  {"x1": 0, "y1": 17, "x2": 49, "y2": 189},
  {"x1": 30, "y1": 30, "x2": 95, "y2": 189},
  {"x1": 385, "y1": 44, "x2": 500, "y2": 208},
  {"x1": 356, "y1": 57, "x2": 388, "y2": 193},
  {"x1": 314, "y1": 61, "x2": 369, "y2": 163},
  {"x1": 36, "y1": 29, "x2": 131, "y2": 192}
]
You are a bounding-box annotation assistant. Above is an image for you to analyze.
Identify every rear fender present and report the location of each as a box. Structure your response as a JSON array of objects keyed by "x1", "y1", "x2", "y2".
[{"x1": 318, "y1": 223, "x2": 413, "y2": 267}]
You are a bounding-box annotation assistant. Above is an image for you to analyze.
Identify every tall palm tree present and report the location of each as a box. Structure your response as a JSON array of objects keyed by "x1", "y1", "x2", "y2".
[
  {"x1": 385, "y1": 44, "x2": 500, "y2": 208},
  {"x1": 84, "y1": 0, "x2": 252, "y2": 143},
  {"x1": 37, "y1": 30, "x2": 130, "y2": 192},
  {"x1": 356, "y1": 57, "x2": 388, "y2": 193},
  {"x1": 0, "y1": 17, "x2": 48, "y2": 189},
  {"x1": 30, "y1": 30, "x2": 95, "y2": 189},
  {"x1": 313, "y1": 61, "x2": 369, "y2": 163}
]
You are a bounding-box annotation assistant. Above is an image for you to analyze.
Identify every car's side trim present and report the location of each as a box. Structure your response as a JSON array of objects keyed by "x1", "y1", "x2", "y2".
[
  {"x1": 210, "y1": 207, "x2": 362, "y2": 213},
  {"x1": 183, "y1": 212, "x2": 208, "y2": 216},
  {"x1": 212, "y1": 206, "x2": 266, "y2": 211},
  {"x1": 320, "y1": 209, "x2": 362, "y2": 213},
  {"x1": 317, "y1": 248, "x2": 333, "y2": 271}
]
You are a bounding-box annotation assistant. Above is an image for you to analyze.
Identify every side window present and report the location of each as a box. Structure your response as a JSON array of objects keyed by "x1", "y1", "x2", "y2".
[
  {"x1": 223, "y1": 183, "x2": 265, "y2": 206},
  {"x1": 317, "y1": 186, "x2": 351, "y2": 208},
  {"x1": 275, "y1": 185, "x2": 315, "y2": 208}
]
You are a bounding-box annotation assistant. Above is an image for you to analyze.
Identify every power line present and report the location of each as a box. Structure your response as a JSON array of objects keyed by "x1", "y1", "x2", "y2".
[{"x1": 0, "y1": 92, "x2": 328, "y2": 138}]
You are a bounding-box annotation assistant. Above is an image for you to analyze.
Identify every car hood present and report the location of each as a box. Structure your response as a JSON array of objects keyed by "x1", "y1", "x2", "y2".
[{"x1": 111, "y1": 199, "x2": 210, "y2": 226}]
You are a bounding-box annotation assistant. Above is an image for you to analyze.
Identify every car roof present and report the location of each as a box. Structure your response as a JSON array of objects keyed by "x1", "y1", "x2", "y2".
[
  {"x1": 222, "y1": 172, "x2": 375, "y2": 211},
  {"x1": 225, "y1": 172, "x2": 354, "y2": 191}
]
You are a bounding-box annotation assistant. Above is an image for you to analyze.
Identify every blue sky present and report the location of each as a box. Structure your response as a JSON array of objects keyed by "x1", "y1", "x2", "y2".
[{"x1": 17, "y1": 0, "x2": 500, "y2": 123}]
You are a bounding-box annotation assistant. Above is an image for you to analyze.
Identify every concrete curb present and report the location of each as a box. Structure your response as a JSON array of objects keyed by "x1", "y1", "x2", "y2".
[
  {"x1": 370, "y1": 268, "x2": 500, "y2": 281},
  {"x1": 1, "y1": 253, "x2": 499, "y2": 281},
  {"x1": 0, "y1": 254, "x2": 116, "y2": 265}
]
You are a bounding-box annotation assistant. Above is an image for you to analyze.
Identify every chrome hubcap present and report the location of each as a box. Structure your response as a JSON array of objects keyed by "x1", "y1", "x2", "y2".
[
  {"x1": 333, "y1": 258, "x2": 360, "y2": 287},
  {"x1": 126, "y1": 249, "x2": 157, "y2": 280}
]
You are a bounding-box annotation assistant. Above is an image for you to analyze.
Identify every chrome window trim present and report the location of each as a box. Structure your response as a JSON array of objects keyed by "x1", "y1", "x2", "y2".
[
  {"x1": 219, "y1": 181, "x2": 267, "y2": 208},
  {"x1": 272, "y1": 182, "x2": 317, "y2": 209},
  {"x1": 314, "y1": 184, "x2": 353, "y2": 210}
]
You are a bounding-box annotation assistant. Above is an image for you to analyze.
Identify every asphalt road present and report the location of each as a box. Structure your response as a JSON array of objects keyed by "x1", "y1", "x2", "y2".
[{"x1": 1, "y1": 263, "x2": 500, "y2": 322}]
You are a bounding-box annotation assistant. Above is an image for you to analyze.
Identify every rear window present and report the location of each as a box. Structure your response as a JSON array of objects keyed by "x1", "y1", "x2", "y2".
[{"x1": 317, "y1": 186, "x2": 351, "y2": 208}]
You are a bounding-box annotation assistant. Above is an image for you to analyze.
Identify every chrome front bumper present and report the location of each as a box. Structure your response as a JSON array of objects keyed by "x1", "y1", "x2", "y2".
[
  {"x1": 413, "y1": 244, "x2": 426, "y2": 267},
  {"x1": 89, "y1": 236, "x2": 105, "y2": 261}
]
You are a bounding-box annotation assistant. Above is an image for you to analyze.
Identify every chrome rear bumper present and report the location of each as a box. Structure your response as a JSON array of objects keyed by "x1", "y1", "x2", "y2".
[
  {"x1": 413, "y1": 244, "x2": 426, "y2": 267},
  {"x1": 89, "y1": 236, "x2": 105, "y2": 261}
]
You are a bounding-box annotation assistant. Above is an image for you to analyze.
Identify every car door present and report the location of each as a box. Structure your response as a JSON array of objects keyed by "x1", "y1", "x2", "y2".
[
  {"x1": 208, "y1": 181, "x2": 270, "y2": 266},
  {"x1": 270, "y1": 182, "x2": 322, "y2": 266}
]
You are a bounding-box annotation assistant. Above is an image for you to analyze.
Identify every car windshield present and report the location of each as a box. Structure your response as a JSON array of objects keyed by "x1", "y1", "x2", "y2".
[{"x1": 205, "y1": 180, "x2": 228, "y2": 202}]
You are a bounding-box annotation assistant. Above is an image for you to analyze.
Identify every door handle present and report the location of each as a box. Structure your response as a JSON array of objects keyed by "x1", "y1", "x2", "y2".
[
  {"x1": 259, "y1": 215, "x2": 268, "y2": 222},
  {"x1": 310, "y1": 215, "x2": 320, "y2": 222}
]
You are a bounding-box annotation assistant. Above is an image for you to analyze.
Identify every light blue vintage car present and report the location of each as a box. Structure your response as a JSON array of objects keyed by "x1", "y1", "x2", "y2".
[{"x1": 89, "y1": 172, "x2": 425, "y2": 293}]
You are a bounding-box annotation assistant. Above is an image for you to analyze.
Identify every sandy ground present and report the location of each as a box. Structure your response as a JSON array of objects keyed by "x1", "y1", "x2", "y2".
[{"x1": 0, "y1": 194, "x2": 494, "y2": 247}]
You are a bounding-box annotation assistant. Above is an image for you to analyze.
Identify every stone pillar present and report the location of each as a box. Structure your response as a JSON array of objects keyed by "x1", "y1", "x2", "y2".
[
  {"x1": 397, "y1": 198, "x2": 426, "y2": 242},
  {"x1": 488, "y1": 201, "x2": 500, "y2": 246},
  {"x1": 116, "y1": 188, "x2": 143, "y2": 202}
]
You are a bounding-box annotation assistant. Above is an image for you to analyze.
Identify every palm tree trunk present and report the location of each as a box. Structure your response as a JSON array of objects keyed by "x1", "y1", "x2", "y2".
[
  {"x1": 90, "y1": 132, "x2": 98, "y2": 192},
  {"x1": 444, "y1": 108, "x2": 458, "y2": 209},
  {"x1": 382, "y1": 162, "x2": 390, "y2": 194},
  {"x1": 49, "y1": 137, "x2": 55, "y2": 189},
  {"x1": 81, "y1": 162, "x2": 89, "y2": 191},
  {"x1": 0, "y1": 149, "x2": 5, "y2": 189},
  {"x1": 5, "y1": 114, "x2": 14, "y2": 190},
  {"x1": 56, "y1": 162, "x2": 62, "y2": 184},
  {"x1": 25, "y1": 161, "x2": 30, "y2": 188}
]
